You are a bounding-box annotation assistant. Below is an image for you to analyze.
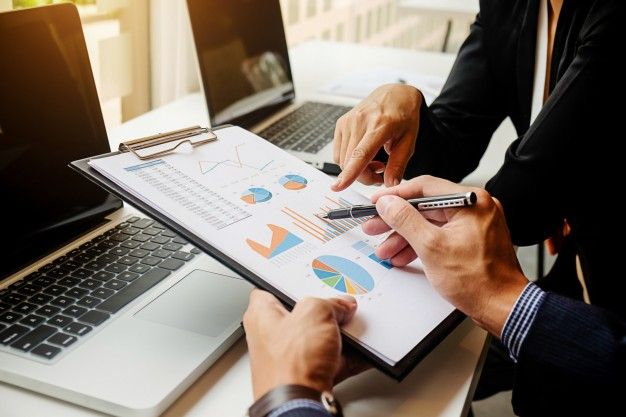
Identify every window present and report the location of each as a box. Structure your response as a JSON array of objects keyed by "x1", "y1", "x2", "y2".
[
  {"x1": 355, "y1": 14, "x2": 362, "y2": 42},
  {"x1": 288, "y1": 0, "x2": 300, "y2": 24},
  {"x1": 366, "y1": 10, "x2": 373, "y2": 38},
  {"x1": 322, "y1": 29, "x2": 331, "y2": 40},
  {"x1": 323, "y1": 0, "x2": 332, "y2": 12},
  {"x1": 306, "y1": 0, "x2": 317, "y2": 18}
]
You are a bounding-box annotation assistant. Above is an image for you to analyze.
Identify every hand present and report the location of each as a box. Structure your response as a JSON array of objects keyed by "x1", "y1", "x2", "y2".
[
  {"x1": 331, "y1": 84, "x2": 422, "y2": 191},
  {"x1": 545, "y1": 219, "x2": 571, "y2": 255},
  {"x1": 243, "y1": 290, "x2": 358, "y2": 400},
  {"x1": 362, "y1": 176, "x2": 528, "y2": 336}
]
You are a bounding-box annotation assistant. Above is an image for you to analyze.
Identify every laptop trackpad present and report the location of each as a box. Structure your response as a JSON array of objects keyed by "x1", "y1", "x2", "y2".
[{"x1": 135, "y1": 269, "x2": 251, "y2": 337}]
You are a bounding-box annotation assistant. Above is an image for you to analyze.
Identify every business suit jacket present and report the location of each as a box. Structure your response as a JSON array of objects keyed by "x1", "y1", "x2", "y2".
[{"x1": 402, "y1": 0, "x2": 626, "y2": 415}]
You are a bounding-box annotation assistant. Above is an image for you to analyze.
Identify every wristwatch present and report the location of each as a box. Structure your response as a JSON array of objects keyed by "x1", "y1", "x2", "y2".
[{"x1": 248, "y1": 384, "x2": 343, "y2": 417}]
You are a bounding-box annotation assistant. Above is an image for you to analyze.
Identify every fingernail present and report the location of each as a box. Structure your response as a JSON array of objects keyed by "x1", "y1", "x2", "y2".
[
  {"x1": 339, "y1": 295, "x2": 357, "y2": 305},
  {"x1": 393, "y1": 178, "x2": 400, "y2": 186},
  {"x1": 332, "y1": 174, "x2": 343, "y2": 188}
]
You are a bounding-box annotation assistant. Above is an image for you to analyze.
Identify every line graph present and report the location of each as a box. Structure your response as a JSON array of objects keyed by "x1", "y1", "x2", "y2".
[{"x1": 198, "y1": 143, "x2": 274, "y2": 174}]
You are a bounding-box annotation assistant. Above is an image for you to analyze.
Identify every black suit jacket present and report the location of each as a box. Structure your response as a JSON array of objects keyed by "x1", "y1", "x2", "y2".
[{"x1": 404, "y1": 0, "x2": 626, "y2": 415}]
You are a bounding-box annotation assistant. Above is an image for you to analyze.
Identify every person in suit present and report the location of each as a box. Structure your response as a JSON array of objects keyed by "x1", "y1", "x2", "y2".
[
  {"x1": 243, "y1": 176, "x2": 626, "y2": 417},
  {"x1": 330, "y1": 0, "x2": 625, "y2": 407}
]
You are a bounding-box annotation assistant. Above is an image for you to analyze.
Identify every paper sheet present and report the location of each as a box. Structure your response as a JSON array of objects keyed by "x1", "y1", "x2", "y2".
[
  {"x1": 319, "y1": 67, "x2": 445, "y2": 105},
  {"x1": 89, "y1": 126, "x2": 454, "y2": 364}
]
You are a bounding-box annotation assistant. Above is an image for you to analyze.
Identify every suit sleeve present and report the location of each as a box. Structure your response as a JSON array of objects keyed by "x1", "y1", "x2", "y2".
[
  {"x1": 485, "y1": 3, "x2": 622, "y2": 244},
  {"x1": 512, "y1": 293, "x2": 626, "y2": 416},
  {"x1": 404, "y1": 11, "x2": 508, "y2": 182}
]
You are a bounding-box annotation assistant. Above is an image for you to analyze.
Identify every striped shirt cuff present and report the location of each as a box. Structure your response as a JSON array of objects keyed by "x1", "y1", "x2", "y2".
[
  {"x1": 500, "y1": 282, "x2": 546, "y2": 361},
  {"x1": 268, "y1": 399, "x2": 331, "y2": 417}
]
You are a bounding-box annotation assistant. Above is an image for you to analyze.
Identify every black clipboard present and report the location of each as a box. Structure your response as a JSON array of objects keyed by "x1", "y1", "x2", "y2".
[{"x1": 70, "y1": 124, "x2": 465, "y2": 381}]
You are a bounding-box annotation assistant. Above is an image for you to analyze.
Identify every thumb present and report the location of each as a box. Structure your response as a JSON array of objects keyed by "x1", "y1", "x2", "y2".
[
  {"x1": 376, "y1": 195, "x2": 438, "y2": 253},
  {"x1": 325, "y1": 296, "x2": 358, "y2": 325}
]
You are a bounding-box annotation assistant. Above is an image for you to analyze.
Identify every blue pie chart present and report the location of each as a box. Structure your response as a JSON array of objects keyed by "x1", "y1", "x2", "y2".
[{"x1": 241, "y1": 187, "x2": 272, "y2": 204}]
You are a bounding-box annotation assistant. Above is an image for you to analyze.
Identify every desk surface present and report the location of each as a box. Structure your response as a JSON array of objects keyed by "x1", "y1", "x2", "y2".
[{"x1": 1, "y1": 41, "x2": 493, "y2": 417}]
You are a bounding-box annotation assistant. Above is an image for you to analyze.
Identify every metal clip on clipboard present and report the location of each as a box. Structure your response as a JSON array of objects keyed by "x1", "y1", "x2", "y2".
[{"x1": 118, "y1": 126, "x2": 217, "y2": 160}]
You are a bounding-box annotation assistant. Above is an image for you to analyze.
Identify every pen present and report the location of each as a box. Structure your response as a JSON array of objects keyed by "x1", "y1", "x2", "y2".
[{"x1": 321, "y1": 192, "x2": 477, "y2": 220}]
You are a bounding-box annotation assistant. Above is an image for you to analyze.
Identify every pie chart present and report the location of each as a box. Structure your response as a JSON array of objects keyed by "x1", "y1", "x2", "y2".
[
  {"x1": 279, "y1": 174, "x2": 308, "y2": 190},
  {"x1": 312, "y1": 255, "x2": 374, "y2": 295},
  {"x1": 241, "y1": 187, "x2": 272, "y2": 204}
]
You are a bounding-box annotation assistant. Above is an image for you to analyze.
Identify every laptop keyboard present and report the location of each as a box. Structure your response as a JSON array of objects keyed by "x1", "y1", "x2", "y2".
[
  {"x1": 0, "y1": 216, "x2": 199, "y2": 362},
  {"x1": 259, "y1": 102, "x2": 351, "y2": 154}
]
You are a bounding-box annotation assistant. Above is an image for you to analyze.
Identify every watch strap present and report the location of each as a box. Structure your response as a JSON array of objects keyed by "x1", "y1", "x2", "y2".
[{"x1": 248, "y1": 384, "x2": 343, "y2": 417}]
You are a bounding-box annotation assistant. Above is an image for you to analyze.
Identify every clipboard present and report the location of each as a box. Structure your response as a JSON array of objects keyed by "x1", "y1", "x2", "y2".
[{"x1": 70, "y1": 124, "x2": 465, "y2": 381}]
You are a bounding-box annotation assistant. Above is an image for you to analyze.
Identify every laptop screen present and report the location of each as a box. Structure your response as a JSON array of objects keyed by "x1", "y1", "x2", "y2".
[
  {"x1": 0, "y1": 5, "x2": 121, "y2": 280},
  {"x1": 187, "y1": 0, "x2": 295, "y2": 127}
]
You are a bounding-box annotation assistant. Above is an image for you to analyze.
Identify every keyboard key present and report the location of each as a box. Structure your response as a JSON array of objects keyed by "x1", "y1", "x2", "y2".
[
  {"x1": 85, "y1": 247, "x2": 106, "y2": 257},
  {"x1": 47, "y1": 268, "x2": 69, "y2": 279},
  {"x1": 0, "y1": 302, "x2": 10, "y2": 313},
  {"x1": 47, "y1": 333, "x2": 77, "y2": 348},
  {"x1": 23, "y1": 271, "x2": 42, "y2": 281},
  {"x1": 109, "y1": 247, "x2": 130, "y2": 256},
  {"x1": 84, "y1": 260, "x2": 108, "y2": 271},
  {"x1": 16, "y1": 284, "x2": 40, "y2": 297},
  {"x1": 120, "y1": 240, "x2": 141, "y2": 249},
  {"x1": 50, "y1": 296, "x2": 73, "y2": 308},
  {"x1": 140, "y1": 256, "x2": 161, "y2": 266},
  {"x1": 118, "y1": 271, "x2": 139, "y2": 282},
  {"x1": 73, "y1": 254, "x2": 93, "y2": 264},
  {"x1": 139, "y1": 242, "x2": 160, "y2": 251},
  {"x1": 126, "y1": 216, "x2": 140, "y2": 223},
  {"x1": 172, "y1": 237, "x2": 188, "y2": 245},
  {"x1": 76, "y1": 296, "x2": 101, "y2": 308},
  {"x1": 0, "y1": 323, "x2": 4, "y2": 332},
  {"x1": 129, "y1": 249, "x2": 149, "y2": 258},
  {"x1": 116, "y1": 222, "x2": 130, "y2": 229},
  {"x1": 30, "y1": 294, "x2": 53, "y2": 305},
  {"x1": 0, "y1": 311, "x2": 22, "y2": 324},
  {"x1": 103, "y1": 280, "x2": 126, "y2": 291},
  {"x1": 33, "y1": 276, "x2": 55, "y2": 287},
  {"x1": 128, "y1": 264, "x2": 151, "y2": 274},
  {"x1": 98, "y1": 240, "x2": 117, "y2": 249},
  {"x1": 110, "y1": 233, "x2": 130, "y2": 242},
  {"x1": 78, "y1": 310, "x2": 110, "y2": 327},
  {"x1": 121, "y1": 227, "x2": 140, "y2": 235},
  {"x1": 98, "y1": 268, "x2": 170, "y2": 313},
  {"x1": 161, "y1": 229, "x2": 177, "y2": 238},
  {"x1": 141, "y1": 227, "x2": 161, "y2": 236},
  {"x1": 38, "y1": 263, "x2": 55, "y2": 273},
  {"x1": 190, "y1": 247, "x2": 202, "y2": 255},
  {"x1": 20, "y1": 314, "x2": 46, "y2": 327},
  {"x1": 91, "y1": 288, "x2": 115, "y2": 299},
  {"x1": 150, "y1": 236, "x2": 169, "y2": 245},
  {"x1": 118, "y1": 256, "x2": 138, "y2": 266},
  {"x1": 43, "y1": 285, "x2": 66, "y2": 297},
  {"x1": 0, "y1": 324, "x2": 30, "y2": 345},
  {"x1": 152, "y1": 249, "x2": 173, "y2": 259},
  {"x1": 48, "y1": 314, "x2": 73, "y2": 327},
  {"x1": 151, "y1": 221, "x2": 165, "y2": 229},
  {"x1": 11, "y1": 325, "x2": 57, "y2": 352},
  {"x1": 64, "y1": 322, "x2": 92, "y2": 336},
  {"x1": 35, "y1": 305, "x2": 61, "y2": 317},
  {"x1": 171, "y1": 251, "x2": 194, "y2": 261},
  {"x1": 62, "y1": 306, "x2": 88, "y2": 318},
  {"x1": 105, "y1": 263, "x2": 127, "y2": 274},
  {"x1": 2, "y1": 293, "x2": 26, "y2": 305},
  {"x1": 93, "y1": 271, "x2": 115, "y2": 282},
  {"x1": 98, "y1": 254, "x2": 118, "y2": 264},
  {"x1": 162, "y1": 243, "x2": 182, "y2": 252},
  {"x1": 65, "y1": 287, "x2": 89, "y2": 299},
  {"x1": 132, "y1": 218, "x2": 154, "y2": 229},
  {"x1": 79, "y1": 241, "x2": 95, "y2": 250},
  {"x1": 131, "y1": 234, "x2": 152, "y2": 242},
  {"x1": 31, "y1": 343, "x2": 61, "y2": 359},
  {"x1": 159, "y1": 259, "x2": 185, "y2": 271},
  {"x1": 57, "y1": 277, "x2": 81, "y2": 287},
  {"x1": 67, "y1": 249, "x2": 82, "y2": 257},
  {"x1": 71, "y1": 269, "x2": 94, "y2": 279},
  {"x1": 78, "y1": 279, "x2": 101, "y2": 290},
  {"x1": 9, "y1": 280, "x2": 27, "y2": 290},
  {"x1": 14, "y1": 302, "x2": 38, "y2": 315}
]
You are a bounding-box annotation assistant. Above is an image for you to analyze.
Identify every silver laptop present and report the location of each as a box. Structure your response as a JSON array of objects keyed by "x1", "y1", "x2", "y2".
[
  {"x1": 0, "y1": 5, "x2": 251, "y2": 416},
  {"x1": 187, "y1": 0, "x2": 349, "y2": 175}
]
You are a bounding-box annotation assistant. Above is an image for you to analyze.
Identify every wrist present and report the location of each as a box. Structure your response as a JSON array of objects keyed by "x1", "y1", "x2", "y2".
[
  {"x1": 254, "y1": 369, "x2": 333, "y2": 401},
  {"x1": 472, "y1": 272, "x2": 529, "y2": 336},
  {"x1": 248, "y1": 384, "x2": 343, "y2": 417}
]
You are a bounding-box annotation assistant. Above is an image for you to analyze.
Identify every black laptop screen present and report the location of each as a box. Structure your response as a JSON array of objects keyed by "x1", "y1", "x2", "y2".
[
  {"x1": 0, "y1": 5, "x2": 121, "y2": 279},
  {"x1": 187, "y1": 0, "x2": 295, "y2": 127}
]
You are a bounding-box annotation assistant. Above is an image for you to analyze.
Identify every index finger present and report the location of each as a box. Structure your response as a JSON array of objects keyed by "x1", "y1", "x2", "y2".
[
  {"x1": 331, "y1": 129, "x2": 388, "y2": 191},
  {"x1": 244, "y1": 289, "x2": 287, "y2": 328}
]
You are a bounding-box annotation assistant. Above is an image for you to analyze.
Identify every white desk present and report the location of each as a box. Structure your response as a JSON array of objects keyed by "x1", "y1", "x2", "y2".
[{"x1": 1, "y1": 41, "x2": 500, "y2": 417}]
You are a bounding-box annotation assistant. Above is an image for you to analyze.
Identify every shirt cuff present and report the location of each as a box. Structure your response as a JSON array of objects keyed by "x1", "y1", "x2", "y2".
[
  {"x1": 268, "y1": 399, "x2": 331, "y2": 417},
  {"x1": 500, "y1": 282, "x2": 546, "y2": 362}
]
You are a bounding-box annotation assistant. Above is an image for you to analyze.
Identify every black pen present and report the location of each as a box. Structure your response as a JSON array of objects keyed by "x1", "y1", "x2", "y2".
[{"x1": 321, "y1": 192, "x2": 477, "y2": 220}]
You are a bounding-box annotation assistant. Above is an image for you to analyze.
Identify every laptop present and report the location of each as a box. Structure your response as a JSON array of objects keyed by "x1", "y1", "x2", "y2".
[
  {"x1": 186, "y1": 0, "x2": 349, "y2": 175},
  {"x1": 0, "y1": 5, "x2": 252, "y2": 416}
]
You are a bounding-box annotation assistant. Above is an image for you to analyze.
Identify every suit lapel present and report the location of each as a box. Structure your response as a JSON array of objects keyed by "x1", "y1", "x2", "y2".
[{"x1": 516, "y1": 0, "x2": 540, "y2": 130}]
